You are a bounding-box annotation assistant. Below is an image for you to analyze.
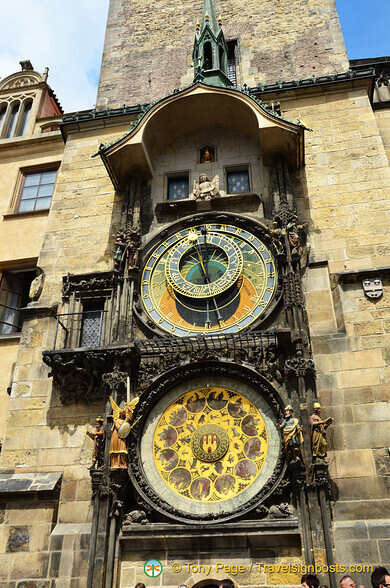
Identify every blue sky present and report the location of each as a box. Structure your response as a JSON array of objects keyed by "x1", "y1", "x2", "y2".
[
  {"x1": 0, "y1": 1, "x2": 388, "y2": 113},
  {"x1": 336, "y1": 0, "x2": 390, "y2": 59}
]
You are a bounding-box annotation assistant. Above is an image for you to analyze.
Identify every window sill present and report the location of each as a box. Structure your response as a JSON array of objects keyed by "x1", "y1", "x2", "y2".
[
  {"x1": 156, "y1": 192, "x2": 261, "y2": 222},
  {"x1": 3, "y1": 209, "x2": 50, "y2": 220},
  {"x1": 0, "y1": 333, "x2": 21, "y2": 343}
]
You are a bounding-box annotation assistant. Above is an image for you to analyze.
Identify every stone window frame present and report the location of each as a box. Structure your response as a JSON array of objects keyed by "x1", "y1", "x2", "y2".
[
  {"x1": 224, "y1": 164, "x2": 252, "y2": 195},
  {"x1": 165, "y1": 170, "x2": 190, "y2": 201},
  {"x1": 58, "y1": 272, "x2": 115, "y2": 350},
  {"x1": 10, "y1": 163, "x2": 60, "y2": 214}
]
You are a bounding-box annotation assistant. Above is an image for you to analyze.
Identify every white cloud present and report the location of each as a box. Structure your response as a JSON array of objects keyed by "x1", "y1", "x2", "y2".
[{"x1": 0, "y1": 0, "x2": 110, "y2": 113}]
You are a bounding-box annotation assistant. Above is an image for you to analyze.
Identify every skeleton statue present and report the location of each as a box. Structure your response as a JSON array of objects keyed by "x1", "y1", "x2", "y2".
[{"x1": 191, "y1": 173, "x2": 220, "y2": 200}]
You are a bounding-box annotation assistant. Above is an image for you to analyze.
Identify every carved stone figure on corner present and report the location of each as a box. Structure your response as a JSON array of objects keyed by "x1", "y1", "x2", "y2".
[
  {"x1": 113, "y1": 233, "x2": 128, "y2": 273},
  {"x1": 269, "y1": 502, "x2": 295, "y2": 518},
  {"x1": 29, "y1": 272, "x2": 45, "y2": 301},
  {"x1": 309, "y1": 402, "x2": 333, "y2": 461},
  {"x1": 286, "y1": 214, "x2": 309, "y2": 264},
  {"x1": 86, "y1": 417, "x2": 106, "y2": 469},
  {"x1": 109, "y1": 396, "x2": 139, "y2": 468},
  {"x1": 128, "y1": 231, "x2": 141, "y2": 269},
  {"x1": 123, "y1": 509, "x2": 149, "y2": 525},
  {"x1": 277, "y1": 405, "x2": 303, "y2": 462},
  {"x1": 271, "y1": 221, "x2": 285, "y2": 255},
  {"x1": 191, "y1": 173, "x2": 220, "y2": 200}
]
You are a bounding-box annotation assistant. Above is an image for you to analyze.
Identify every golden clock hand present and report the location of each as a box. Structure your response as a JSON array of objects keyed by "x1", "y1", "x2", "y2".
[{"x1": 193, "y1": 242, "x2": 223, "y2": 324}]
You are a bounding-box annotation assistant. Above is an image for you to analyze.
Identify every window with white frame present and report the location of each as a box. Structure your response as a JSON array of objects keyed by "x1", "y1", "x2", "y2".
[{"x1": 16, "y1": 167, "x2": 58, "y2": 212}]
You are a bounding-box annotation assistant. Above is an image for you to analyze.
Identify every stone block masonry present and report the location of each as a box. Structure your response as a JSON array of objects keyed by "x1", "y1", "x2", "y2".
[{"x1": 97, "y1": 0, "x2": 349, "y2": 108}]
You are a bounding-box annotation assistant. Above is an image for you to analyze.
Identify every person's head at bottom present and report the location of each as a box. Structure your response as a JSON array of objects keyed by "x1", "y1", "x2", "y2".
[
  {"x1": 302, "y1": 574, "x2": 320, "y2": 588},
  {"x1": 340, "y1": 575, "x2": 357, "y2": 588},
  {"x1": 371, "y1": 567, "x2": 390, "y2": 588},
  {"x1": 135, "y1": 584, "x2": 146, "y2": 588},
  {"x1": 219, "y1": 580, "x2": 235, "y2": 588}
]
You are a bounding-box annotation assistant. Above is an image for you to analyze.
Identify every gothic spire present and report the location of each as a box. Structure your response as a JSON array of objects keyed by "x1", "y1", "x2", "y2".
[
  {"x1": 193, "y1": 0, "x2": 233, "y2": 88},
  {"x1": 201, "y1": 0, "x2": 220, "y2": 37}
]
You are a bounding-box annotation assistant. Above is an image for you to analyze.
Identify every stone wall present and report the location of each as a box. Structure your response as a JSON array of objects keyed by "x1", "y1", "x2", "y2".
[
  {"x1": 97, "y1": 0, "x2": 349, "y2": 108},
  {"x1": 280, "y1": 82, "x2": 390, "y2": 563},
  {"x1": 0, "y1": 126, "x2": 123, "y2": 586},
  {"x1": 375, "y1": 107, "x2": 390, "y2": 162}
]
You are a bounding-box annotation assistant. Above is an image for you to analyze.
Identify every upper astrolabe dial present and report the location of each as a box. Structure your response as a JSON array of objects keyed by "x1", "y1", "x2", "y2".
[
  {"x1": 141, "y1": 222, "x2": 277, "y2": 337},
  {"x1": 165, "y1": 231, "x2": 243, "y2": 299}
]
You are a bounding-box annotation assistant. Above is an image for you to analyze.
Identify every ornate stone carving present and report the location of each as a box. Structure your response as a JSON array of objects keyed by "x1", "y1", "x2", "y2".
[
  {"x1": 43, "y1": 348, "x2": 137, "y2": 404},
  {"x1": 285, "y1": 357, "x2": 315, "y2": 379},
  {"x1": 102, "y1": 365, "x2": 127, "y2": 395},
  {"x1": 269, "y1": 502, "x2": 295, "y2": 518},
  {"x1": 62, "y1": 272, "x2": 115, "y2": 300},
  {"x1": 0, "y1": 74, "x2": 42, "y2": 90},
  {"x1": 122, "y1": 510, "x2": 149, "y2": 525},
  {"x1": 191, "y1": 174, "x2": 220, "y2": 200},
  {"x1": 29, "y1": 273, "x2": 44, "y2": 301}
]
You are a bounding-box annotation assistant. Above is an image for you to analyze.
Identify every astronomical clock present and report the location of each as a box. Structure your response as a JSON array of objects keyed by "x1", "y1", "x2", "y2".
[
  {"x1": 129, "y1": 214, "x2": 285, "y2": 523},
  {"x1": 140, "y1": 219, "x2": 278, "y2": 336}
]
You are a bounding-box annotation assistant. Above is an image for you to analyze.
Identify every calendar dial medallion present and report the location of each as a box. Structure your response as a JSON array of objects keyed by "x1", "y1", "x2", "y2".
[{"x1": 141, "y1": 222, "x2": 277, "y2": 336}]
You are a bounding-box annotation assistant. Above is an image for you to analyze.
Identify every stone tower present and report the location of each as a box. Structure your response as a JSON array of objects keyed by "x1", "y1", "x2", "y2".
[{"x1": 97, "y1": 0, "x2": 349, "y2": 107}]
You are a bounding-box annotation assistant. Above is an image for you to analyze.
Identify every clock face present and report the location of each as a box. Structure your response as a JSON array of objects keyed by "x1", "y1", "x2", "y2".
[
  {"x1": 152, "y1": 386, "x2": 269, "y2": 504},
  {"x1": 137, "y1": 370, "x2": 283, "y2": 521},
  {"x1": 141, "y1": 222, "x2": 277, "y2": 336}
]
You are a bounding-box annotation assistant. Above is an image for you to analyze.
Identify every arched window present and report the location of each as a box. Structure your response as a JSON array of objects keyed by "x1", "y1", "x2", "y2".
[
  {"x1": 4, "y1": 102, "x2": 20, "y2": 138},
  {"x1": 204, "y1": 42, "x2": 213, "y2": 70},
  {"x1": 17, "y1": 99, "x2": 33, "y2": 136},
  {"x1": 0, "y1": 103, "x2": 7, "y2": 134}
]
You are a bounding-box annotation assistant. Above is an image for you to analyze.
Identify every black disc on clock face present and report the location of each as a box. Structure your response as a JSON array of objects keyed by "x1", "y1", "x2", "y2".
[{"x1": 141, "y1": 222, "x2": 277, "y2": 336}]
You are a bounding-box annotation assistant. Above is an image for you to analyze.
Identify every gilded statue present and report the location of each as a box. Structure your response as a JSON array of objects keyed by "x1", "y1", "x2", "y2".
[
  {"x1": 109, "y1": 396, "x2": 139, "y2": 468},
  {"x1": 277, "y1": 405, "x2": 303, "y2": 462},
  {"x1": 191, "y1": 173, "x2": 220, "y2": 200},
  {"x1": 201, "y1": 147, "x2": 213, "y2": 163},
  {"x1": 309, "y1": 402, "x2": 333, "y2": 461}
]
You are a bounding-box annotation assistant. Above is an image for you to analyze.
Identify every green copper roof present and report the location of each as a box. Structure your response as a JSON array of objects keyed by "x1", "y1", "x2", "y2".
[
  {"x1": 201, "y1": 0, "x2": 220, "y2": 36},
  {"x1": 193, "y1": 0, "x2": 233, "y2": 88}
]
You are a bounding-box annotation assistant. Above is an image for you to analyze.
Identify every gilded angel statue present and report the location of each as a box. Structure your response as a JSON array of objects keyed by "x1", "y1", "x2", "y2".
[
  {"x1": 109, "y1": 396, "x2": 139, "y2": 468},
  {"x1": 191, "y1": 173, "x2": 220, "y2": 200}
]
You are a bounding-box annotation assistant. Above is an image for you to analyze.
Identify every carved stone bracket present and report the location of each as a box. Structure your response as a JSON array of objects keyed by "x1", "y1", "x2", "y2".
[
  {"x1": 102, "y1": 364, "x2": 128, "y2": 396},
  {"x1": 43, "y1": 346, "x2": 138, "y2": 404},
  {"x1": 62, "y1": 271, "x2": 116, "y2": 301},
  {"x1": 285, "y1": 357, "x2": 316, "y2": 379}
]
